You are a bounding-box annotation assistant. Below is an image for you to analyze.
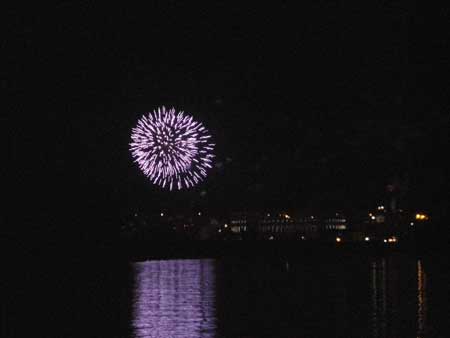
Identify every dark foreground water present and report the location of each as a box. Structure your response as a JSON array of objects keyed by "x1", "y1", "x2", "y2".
[{"x1": 4, "y1": 251, "x2": 450, "y2": 338}]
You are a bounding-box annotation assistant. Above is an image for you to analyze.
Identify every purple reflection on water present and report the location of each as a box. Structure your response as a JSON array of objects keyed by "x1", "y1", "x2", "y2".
[{"x1": 132, "y1": 259, "x2": 217, "y2": 338}]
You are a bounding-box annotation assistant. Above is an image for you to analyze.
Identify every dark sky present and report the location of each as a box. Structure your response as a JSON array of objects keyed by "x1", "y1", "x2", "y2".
[{"x1": 6, "y1": 2, "x2": 450, "y2": 231}]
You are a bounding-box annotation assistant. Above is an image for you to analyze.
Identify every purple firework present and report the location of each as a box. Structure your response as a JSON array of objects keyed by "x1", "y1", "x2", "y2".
[{"x1": 130, "y1": 106, "x2": 215, "y2": 190}]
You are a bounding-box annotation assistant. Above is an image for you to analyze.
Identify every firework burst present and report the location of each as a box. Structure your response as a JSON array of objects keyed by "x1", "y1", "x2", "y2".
[{"x1": 130, "y1": 106, "x2": 215, "y2": 190}]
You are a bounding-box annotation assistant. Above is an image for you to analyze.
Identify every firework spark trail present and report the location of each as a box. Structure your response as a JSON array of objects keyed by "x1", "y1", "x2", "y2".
[{"x1": 130, "y1": 107, "x2": 215, "y2": 190}]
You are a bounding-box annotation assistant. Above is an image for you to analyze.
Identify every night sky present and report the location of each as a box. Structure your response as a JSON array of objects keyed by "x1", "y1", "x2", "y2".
[{"x1": 5, "y1": 3, "x2": 450, "y2": 234}]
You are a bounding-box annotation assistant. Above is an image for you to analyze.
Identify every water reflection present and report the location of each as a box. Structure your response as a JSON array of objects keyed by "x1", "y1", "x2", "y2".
[
  {"x1": 417, "y1": 260, "x2": 427, "y2": 338},
  {"x1": 132, "y1": 259, "x2": 216, "y2": 338},
  {"x1": 371, "y1": 259, "x2": 387, "y2": 338},
  {"x1": 370, "y1": 257, "x2": 429, "y2": 338},
  {"x1": 129, "y1": 256, "x2": 432, "y2": 338}
]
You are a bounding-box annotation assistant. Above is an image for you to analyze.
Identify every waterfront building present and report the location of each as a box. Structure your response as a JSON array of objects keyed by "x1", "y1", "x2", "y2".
[{"x1": 320, "y1": 213, "x2": 348, "y2": 240}]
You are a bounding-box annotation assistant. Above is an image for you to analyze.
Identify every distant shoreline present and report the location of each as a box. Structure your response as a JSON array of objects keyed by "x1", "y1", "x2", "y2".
[
  {"x1": 9, "y1": 230, "x2": 446, "y2": 262},
  {"x1": 118, "y1": 239, "x2": 443, "y2": 262}
]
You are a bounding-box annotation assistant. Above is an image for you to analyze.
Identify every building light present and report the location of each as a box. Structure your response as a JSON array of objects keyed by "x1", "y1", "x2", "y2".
[
  {"x1": 365, "y1": 237, "x2": 370, "y2": 241},
  {"x1": 301, "y1": 236, "x2": 305, "y2": 240},
  {"x1": 224, "y1": 223, "x2": 228, "y2": 228},
  {"x1": 384, "y1": 239, "x2": 387, "y2": 243},
  {"x1": 198, "y1": 212, "x2": 202, "y2": 216},
  {"x1": 336, "y1": 237, "x2": 341, "y2": 243},
  {"x1": 269, "y1": 235, "x2": 274, "y2": 240},
  {"x1": 371, "y1": 216, "x2": 376, "y2": 220},
  {"x1": 410, "y1": 222, "x2": 414, "y2": 226},
  {"x1": 218, "y1": 229, "x2": 222, "y2": 233},
  {"x1": 415, "y1": 213, "x2": 429, "y2": 221},
  {"x1": 160, "y1": 212, "x2": 164, "y2": 217}
]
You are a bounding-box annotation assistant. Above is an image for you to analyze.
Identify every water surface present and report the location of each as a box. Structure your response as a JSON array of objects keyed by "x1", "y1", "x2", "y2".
[
  {"x1": 128, "y1": 254, "x2": 448, "y2": 338},
  {"x1": 4, "y1": 252, "x2": 449, "y2": 338}
]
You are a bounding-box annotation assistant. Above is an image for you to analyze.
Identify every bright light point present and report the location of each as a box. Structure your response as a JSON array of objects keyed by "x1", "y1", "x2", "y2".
[
  {"x1": 269, "y1": 236, "x2": 274, "y2": 240},
  {"x1": 198, "y1": 212, "x2": 202, "y2": 216},
  {"x1": 336, "y1": 237, "x2": 341, "y2": 243},
  {"x1": 218, "y1": 229, "x2": 222, "y2": 233},
  {"x1": 371, "y1": 216, "x2": 376, "y2": 220},
  {"x1": 384, "y1": 239, "x2": 387, "y2": 243},
  {"x1": 365, "y1": 237, "x2": 370, "y2": 241},
  {"x1": 160, "y1": 212, "x2": 164, "y2": 217},
  {"x1": 415, "y1": 213, "x2": 429, "y2": 220},
  {"x1": 301, "y1": 236, "x2": 305, "y2": 240},
  {"x1": 410, "y1": 222, "x2": 414, "y2": 226},
  {"x1": 224, "y1": 224, "x2": 228, "y2": 228}
]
